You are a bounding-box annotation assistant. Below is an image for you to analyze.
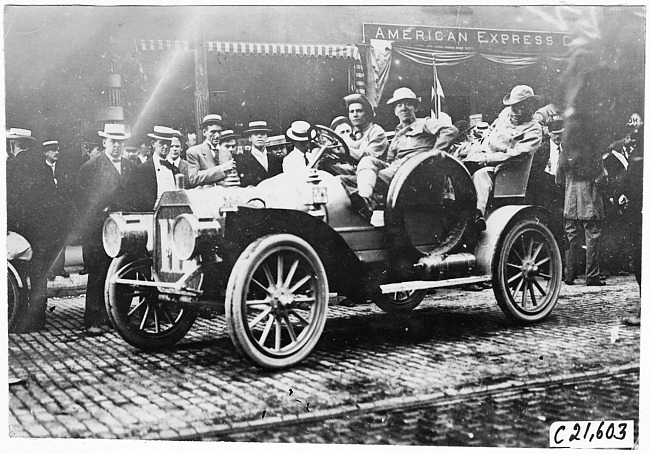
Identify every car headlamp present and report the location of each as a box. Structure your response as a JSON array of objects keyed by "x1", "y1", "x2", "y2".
[
  {"x1": 103, "y1": 213, "x2": 151, "y2": 258},
  {"x1": 171, "y1": 214, "x2": 221, "y2": 261}
]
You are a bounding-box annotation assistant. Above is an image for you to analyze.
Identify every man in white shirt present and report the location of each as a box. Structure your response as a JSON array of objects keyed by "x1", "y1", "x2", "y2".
[
  {"x1": 282, "y1": 120, "x2": 318, "y2": 174},
  {"x1": 129, "y1": 126, "x2": 177, "y2": 211}
]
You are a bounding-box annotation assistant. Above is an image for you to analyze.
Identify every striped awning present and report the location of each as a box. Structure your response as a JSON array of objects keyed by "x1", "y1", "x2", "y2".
[
  {"x1": 133, "y1": 39, "x2": 366, "y2": 94},
  {"x1": 207, "y1": 41, "x2": 361, "y2": 61}
]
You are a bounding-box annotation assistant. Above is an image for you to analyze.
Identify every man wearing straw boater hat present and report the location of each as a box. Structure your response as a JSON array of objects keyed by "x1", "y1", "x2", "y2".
[
  {"x1": 129, "y1": 126, "x2": 178, "y2": 211},
  {"x1": 282, "y1": 120, "x2": 319, "y2": 173},
  {"x1": 186, "y1": 114, "x2": 235, "y2": 187},
  {"x1": 236, "y1": 120, "x2": 282, "y2": 186},
  {"x1": 76, "y1": 123, "x2": 135, "y2": 336}
]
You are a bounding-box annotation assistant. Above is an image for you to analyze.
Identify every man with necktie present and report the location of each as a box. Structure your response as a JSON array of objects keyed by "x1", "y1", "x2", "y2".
[
  {"x1": 76, "y1": 124, "x2": 135, "y2": 336},
  {"x1": 186, "y1": 114, "x2": 236, "y2": 187},
  {"x1": 235, "y1": 120, "x2": 282, "y2": 186},
  {"x1": 282, "y1": 120, "x2": 318, "y2": 174},
  {"x1": 129, "y1": 126, "x2": 178, "y2": 212}
]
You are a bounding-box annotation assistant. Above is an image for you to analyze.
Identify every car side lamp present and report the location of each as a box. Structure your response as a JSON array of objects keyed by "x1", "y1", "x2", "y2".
[{"x1": 305, "y1": 169, "x2": 328, "y2": 220}]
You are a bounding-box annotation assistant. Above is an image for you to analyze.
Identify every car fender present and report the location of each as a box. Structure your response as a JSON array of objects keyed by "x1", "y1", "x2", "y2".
[
  {"x1": 7, "y1": 260, "x2": 26, "y2": 290},
  {"x1": 474, "y1": 205, "x2": 563, "y2": 276},
  {"x1": 222, "y1": 207, "x2": 374, "y2": 301}
]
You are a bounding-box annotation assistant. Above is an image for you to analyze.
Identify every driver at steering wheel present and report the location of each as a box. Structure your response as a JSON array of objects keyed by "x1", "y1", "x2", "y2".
[{"x1": 342, "y1": 93, "x2": 388, "y2": 162}]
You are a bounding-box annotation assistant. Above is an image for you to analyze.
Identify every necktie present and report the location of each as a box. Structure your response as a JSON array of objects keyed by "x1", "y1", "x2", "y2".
[
  {"x1": 160, "y1": 159, "x2": 179, "y2": 175},
  {"x1": 112, "y1": 158, "x2": 121, "y2": 163},
  {"x1": 51, "y1": 163, "x2": 58, "y2": 188},
  {"x1": 304, "y1": 153, "x2": 309, "y2": 166},
  {"x1": 212, "y1": 147, "x2": 220, "y2": 166}
]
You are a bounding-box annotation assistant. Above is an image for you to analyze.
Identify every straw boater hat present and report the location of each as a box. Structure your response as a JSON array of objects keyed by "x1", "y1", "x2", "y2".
[
  {"x1": 344, "y1": 93, "x2": 375, "y2": 117},
  {"x1": 42, "y1": 140, "x2": 60, "y2": 150},
  {"x1": 267, "y1": 135, "x2": 289, "y2": 147},
  {"x1": 200, "y1": 114, "x2": 224, "y2": 128},
  {"x1": 387, "y1": 87, "x2": 421, "y2": 106},
  {"x1": 330, "y1": 116, "x2": 352, "y2": 131},
  {"x1": 244, "y1": 120, "x2": 273, "y2": 135},
  {"x1": 503, "y1": 85, "x2": 541, "y2": 106},
  {"x1": 219, "y1": 130, "x2": 240, "y2": 143},
  {"x1": 98, "y1": 124, "x2": 131, "y2": 140},
  {"x1": 7, "y1": 128, "x2": 37, "y2": 141},
  {"x1": 147, "y1": 126, "x2": 176, "y2": 141},
  {"x1": 286, "y1": 121, "x2": 316, "y2": 142}
]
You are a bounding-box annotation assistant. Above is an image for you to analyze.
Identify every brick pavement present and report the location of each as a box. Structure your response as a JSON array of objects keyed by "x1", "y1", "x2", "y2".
[{"x1": 8, "y1": 275, "x2": 641, "y2": 441}]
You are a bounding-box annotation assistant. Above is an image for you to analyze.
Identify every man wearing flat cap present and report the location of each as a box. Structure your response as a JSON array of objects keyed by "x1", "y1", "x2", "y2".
[
  {"x1": 347, "y1": 87, "x2": 458, "y2": 221},
  {"x1": 76, "y1": 124, "x2": 135, "y2": 336},
  {"x1": 236, "y1": 120, "x2": 282, "y2": 186},
  {"x1": 186, "y1": 114, "x2": 235, "y2": 187},
  {"x1": 129, "y1": 126, "x2": 178, "y2": 211},
  {"x1": 462, "y1": 85, "x2": 543, "y2": 229},
  {"x1": 343, "y1": 93, "x2": 388, "y2": 162}
]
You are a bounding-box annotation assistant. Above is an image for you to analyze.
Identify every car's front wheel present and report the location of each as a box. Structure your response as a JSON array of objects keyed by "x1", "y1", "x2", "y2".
[
  {"x1": 226, "y1": 234, "x2": 329, "y2": 370},
  {"x1": 492, "y1": 219, "x2": 562, "y2": 323},
  {"x1": 105, "y1": 255, "x2": 198, "y2": 350}
]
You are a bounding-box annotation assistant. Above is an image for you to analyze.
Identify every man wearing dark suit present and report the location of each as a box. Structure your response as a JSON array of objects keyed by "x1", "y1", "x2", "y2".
[
  {"x1": 7, "y1": 134, "x2": 71, "y2": 331},
  {"x1": 76, "y1": 124, "x2": 135, "y2": 336},
  {"x1": 168, "y1": 131, "x2": 191, "y2": 187},
  {"x1": 235, "y1": 120, "x2": 282, "y2": 187},
  {"x1": 186, "y1": 114, "x2": 236, "y2": 187},
  {"x1": 129, "y1": 126, "x2": 177, "y2": 212}
]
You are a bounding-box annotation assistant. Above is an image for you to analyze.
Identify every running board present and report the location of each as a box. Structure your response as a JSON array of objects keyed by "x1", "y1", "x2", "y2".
[{"x1": 381, "y1": 275, "x2": 492, "y2": 293}]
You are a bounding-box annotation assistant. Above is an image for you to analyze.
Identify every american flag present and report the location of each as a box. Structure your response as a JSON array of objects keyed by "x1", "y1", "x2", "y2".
[{"x1": 431, "y1": 55, "x2": 445, "y2": 119}]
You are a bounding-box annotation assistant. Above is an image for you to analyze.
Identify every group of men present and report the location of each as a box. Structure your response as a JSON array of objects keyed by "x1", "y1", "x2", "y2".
[{"x1": 9, "y1": 82, "x2": 639, "y2": 334}]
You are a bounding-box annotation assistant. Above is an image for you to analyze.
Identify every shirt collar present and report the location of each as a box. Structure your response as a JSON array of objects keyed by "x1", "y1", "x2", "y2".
[
  {"x1": 105, "y1": 151, "x2": 121, "y2": 163},
  {"x1": 251, "y1": 146, "x2": 267, "y2": 159}
]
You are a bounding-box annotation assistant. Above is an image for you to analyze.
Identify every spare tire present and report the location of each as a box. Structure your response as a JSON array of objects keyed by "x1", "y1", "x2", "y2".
[{"x1": 384, "y1": 151, "x2": 476, "y2": 260}]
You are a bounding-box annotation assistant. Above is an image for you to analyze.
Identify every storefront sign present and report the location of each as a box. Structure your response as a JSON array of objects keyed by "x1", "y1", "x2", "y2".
[{"x1": 363, "y1": 23, "x2": 571, "y2": 54}]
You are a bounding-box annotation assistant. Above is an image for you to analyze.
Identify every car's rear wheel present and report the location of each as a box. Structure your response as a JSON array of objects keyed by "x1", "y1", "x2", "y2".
[
  {"x1": 105, "y1": 255, "x2": 198, "y2": 350},
  {"x1": 492, "y1": 219, "x2": 562, "y2": 323},
  {"x1": 226, "y1": 234, "x2": 329, "y2": 370},
  {"x1": 374, "y1": 289, "x2": 426, "y2": 313}
]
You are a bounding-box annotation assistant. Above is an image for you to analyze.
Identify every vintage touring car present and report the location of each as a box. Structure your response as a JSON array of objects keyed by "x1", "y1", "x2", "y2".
[{"x1": 102, "y1": 126, "x2": 563, "y2": 369}]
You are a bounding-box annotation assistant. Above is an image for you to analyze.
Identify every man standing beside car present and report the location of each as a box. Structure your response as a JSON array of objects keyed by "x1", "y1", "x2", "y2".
[{"x1": 76, "y1": 124, "x2": 135, "y2": 336}]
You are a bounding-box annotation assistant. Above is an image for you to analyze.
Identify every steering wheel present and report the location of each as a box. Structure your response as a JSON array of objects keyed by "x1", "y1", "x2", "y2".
[{"x1": 308, "y1": 125, "x2": 353, "y2": 169}]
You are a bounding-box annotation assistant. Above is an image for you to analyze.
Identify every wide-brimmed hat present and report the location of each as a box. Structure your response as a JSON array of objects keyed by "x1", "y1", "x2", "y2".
[
  {"x1": 219, "y1": 130, "x2": 240, "y2": 143},
  {"x1": 286, "y1": 121, "x2": 316, "y2": 142},
  {"x1": 344, "y1": 93, "x2": 375, "y2": 117},
  {"x1": 387, "y1": 87, "x2": 421, "y2": 106},
  {"x1": 98, "y1": 124, "x2": 131, "y2": 140},
  {"x1": 200, "y1": 114, "x2": 224, "y2": 128},
  {"x1": 503, "y1": 85, "x2": 541, "y2": 106},
  {"x1": 244, "y1": 120, "x2": 273, "y2": 135},
  {"x1": 267, "y1": 134, "x2": 289, "y2": 147},
  {"x1": 147, "y1": 126, "x2": 176, "y2": 141},
  {"x1": 7, "y1": 128, "x2": 37, "y2": 141},
  {"x1": 42, "y1": 140, "x2": 60, "y2": 150}
]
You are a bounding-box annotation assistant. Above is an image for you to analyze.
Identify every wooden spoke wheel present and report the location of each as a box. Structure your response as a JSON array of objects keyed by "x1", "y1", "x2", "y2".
[
  {"x1": 374, "y1": 289, "x2": 427, "y2": 313},
  {"x1": 105, "y1": 255, "x2": 198, "y2": 350},
  {"x1": 226, "y1": 234, "x2": 329, "y2": 369},
  {"x1": 492, "y1": 219, "x2": 562, "y2": 323}
]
